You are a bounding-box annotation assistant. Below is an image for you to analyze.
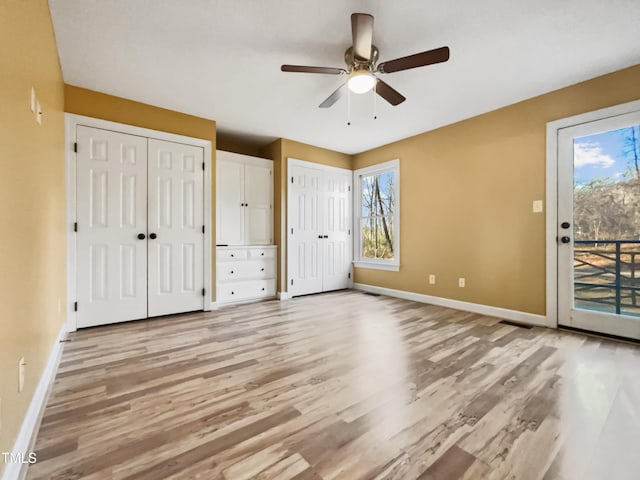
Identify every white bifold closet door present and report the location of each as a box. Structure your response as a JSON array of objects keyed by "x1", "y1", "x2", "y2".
[
  {"x1": 147, "y1": 139, "x2": 204, "y2": 317},
  {"x1": 288, "y1": 160, "x2": 352, "y2": 297},
  {"x1": 76, "y1": 127, "x2": 204, "y2": 328}
]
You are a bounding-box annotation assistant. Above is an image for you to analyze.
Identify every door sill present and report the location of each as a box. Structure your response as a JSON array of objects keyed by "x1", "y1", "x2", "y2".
[{"x1": 559, "y1": 325, "x2": 640, "y2": 345}]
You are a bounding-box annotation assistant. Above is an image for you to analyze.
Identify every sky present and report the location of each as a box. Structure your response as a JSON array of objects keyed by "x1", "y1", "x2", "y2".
[{"x1": 573, "y1": 125, "x2": 639, "y2": 185}]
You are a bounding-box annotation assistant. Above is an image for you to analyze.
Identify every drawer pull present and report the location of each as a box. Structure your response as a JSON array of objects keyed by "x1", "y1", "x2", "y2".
[
  {"x1": 261, "y1": 287, "x2": 265, "y2": 291},
  {"x1": 230, "y1": 254, "x2": 234, "y2": 257},
  {"x1": 261, "y1": 252, "x2": 264, "y2": 256},
  {"x1": 231, "y1": 291, "x2": 235, "y2": 295},
  {"x1": 230, "y1": 270, "x2": 234, "y2": 274},
  {"x1": 261, "y1": 268, "x2": 265, "y2": 272}
]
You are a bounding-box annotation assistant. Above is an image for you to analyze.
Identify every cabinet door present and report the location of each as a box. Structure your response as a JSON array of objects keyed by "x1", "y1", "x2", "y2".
[
  {"x1": 76, "y1": 126, "x2": 148, "y2": 327},
  {"x1": 244, "y1": 162, "x2": 272, "y2": 245},
  {"x1": 147, "y1": 139, "x2": 204, "y2": 317},
  {"x1": 216, "y1": 159, "x2": 244, "y2": 245}
]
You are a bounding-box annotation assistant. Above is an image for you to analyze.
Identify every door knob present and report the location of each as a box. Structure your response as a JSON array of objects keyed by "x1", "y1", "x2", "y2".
[
  {"x1": 561, "y1": 222, "x2": 570, "y2": 229},
  {"x1": 137, "y1": 233, "x2": 146, "y2": 240},
  {"x1": 561, "y1": 236, "x2": 571, "y2": 244},
  {"x1": 149, "y1": 233, "x2": 157, "y2": 239}
]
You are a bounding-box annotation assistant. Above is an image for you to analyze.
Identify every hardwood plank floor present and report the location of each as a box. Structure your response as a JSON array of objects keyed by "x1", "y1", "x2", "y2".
[{"x1": 27, "y1": 290, "x2": 640, "y2": 480}]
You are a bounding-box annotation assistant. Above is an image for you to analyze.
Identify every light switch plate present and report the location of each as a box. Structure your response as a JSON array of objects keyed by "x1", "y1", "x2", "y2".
[
  {"x1": 458, "y1": 278, "x2": 466, "y2": 288},
  {"x1": 428, "y1": 274, "x2": 436, "y2": 285},
  {"x1": 533, "y1": 200, "x2": 543, "y2": 213}
]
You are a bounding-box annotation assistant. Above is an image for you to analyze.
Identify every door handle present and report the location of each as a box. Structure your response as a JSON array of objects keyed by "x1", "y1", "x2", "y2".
[
  {"x1": 560, "y1": 236, "x2": 571, "y2": 244},
  {"x1": 137, "y1": 233, "x2": 146, "y2": 240},
  {"x1": 149, "y1": 233, "x2": 157, "y2": 239},
  {"x1": 323, "y1": 235, "x2": 328, "y2": 239}
]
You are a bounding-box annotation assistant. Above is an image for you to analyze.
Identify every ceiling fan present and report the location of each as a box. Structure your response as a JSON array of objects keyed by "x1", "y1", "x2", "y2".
[{"x1": 281, "y1": 13, "x2": 450, "y2": 108}]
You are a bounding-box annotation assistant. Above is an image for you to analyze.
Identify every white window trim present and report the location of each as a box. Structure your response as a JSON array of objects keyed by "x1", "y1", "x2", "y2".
[{"x1": 353, "y1": 159, "x2": 400, "y2": 271}]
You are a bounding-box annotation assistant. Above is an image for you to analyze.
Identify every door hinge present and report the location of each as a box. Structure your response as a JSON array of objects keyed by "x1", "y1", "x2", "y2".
[
  {"x1": 348, "y1": 185, "x2": 351, "y2": 191},
  {"x1": 74, "y1": 222, "x2": 78, "y2": 232},
  {"x1": 290, "y1": 227, "x2": 293, "y2": 235},
  {"x1": 202, "y1": 288, "x2": 206, "y2": 296},
  {"x1": 348, "y1": 273, "x2": 351, "y2": 279},
  {"x1": 74, "y1": 301, "x2": 78, "y2": 312},
  {"x1": 202, "y1": 225, "x2": 205, "y2": 234},
  {"x1": 291, "y1": 177, "x2": 294, "y2": 183},
  {"x1": 202, "y1": 162, "x2": 205, "y2": 171},
  {"x1": 73, "y1": 142, "x2": 78, "y2": 153},
  {"x1": 291, "y1": 279, "x2": 294, "y2": 286},
  {"x1": 348, "y1": 228, "x2": 350, "y2": 235}
]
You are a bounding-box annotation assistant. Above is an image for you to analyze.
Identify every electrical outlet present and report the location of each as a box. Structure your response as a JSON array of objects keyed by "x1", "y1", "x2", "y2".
[
  {"x1": 428, "y1": 274, "x2": 436, "y2": 285},
  {"x1": 18, "y1": 357, "x2": 26, "y2": 393},
  {"x1": 458, "y1": 278, "x2": 466, "y2": 288}
]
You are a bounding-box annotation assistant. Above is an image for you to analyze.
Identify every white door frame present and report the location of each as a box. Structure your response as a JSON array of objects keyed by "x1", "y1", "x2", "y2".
[
  {"x1": 65, "y1": 113, "x2": 213, "y2": 332},
  {"x1": 545, "y1": 99, "x2": 640, "y2": 329},
  {"x1": 287, "y1": 158, "x2": 353, "y2": 296}
]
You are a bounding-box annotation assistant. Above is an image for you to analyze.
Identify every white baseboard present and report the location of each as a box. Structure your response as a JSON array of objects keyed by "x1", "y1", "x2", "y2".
[
  {"x1": 353, "y1": 283, "x2": 550, "y2": 328},
  {"x1": 277, "y1": 291, "x2": 291, "y2": 301},
  {"x1": 2, "y1": 323, "x2": 67, "y2": 480},
  {"x1": 209, "y1": 302, "x2": 219, "y2": 310}
]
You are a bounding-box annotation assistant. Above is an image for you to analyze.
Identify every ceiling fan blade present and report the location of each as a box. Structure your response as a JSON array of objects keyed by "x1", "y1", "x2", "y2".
[
  {"x1": 351, "y1": 13, "x2": 374, "y2": 61},
  {"x1": 377, "y1": 46, "x2": 450, "y2": 74},
  {"x1": 281, "y1": 65, "x2": 347, "y2": 75},
  {"x1": 319, "y1": 84, "x2": 346, "y2": 108},
  {"x1": 375, "y1": 79, "x2": 406, "y2": 106}
]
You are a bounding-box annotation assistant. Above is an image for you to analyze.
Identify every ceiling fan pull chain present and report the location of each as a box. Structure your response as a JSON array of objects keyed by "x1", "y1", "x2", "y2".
[
  {"x1": 347, "y1": 87, "x2": 351, "y2": 126},
  {"x1": 373, "y1": 83, "x2": 378, "y2": 120}
]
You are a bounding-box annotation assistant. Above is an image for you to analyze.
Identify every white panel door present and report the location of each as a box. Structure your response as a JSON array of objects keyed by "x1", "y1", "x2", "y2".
[
  {"x1": 148, "y1": 139, "x2": 204, "y2": 317},
  {"x1": 244, "y1": 162, "x2": 272, "y2": 245},
  {"x1": 288, "y1": 163, "x2": 324, "y2": 296},
  {"x1": 323, "y1": 169, "x2": 352, "y2": 291},
  {"x1": 216, "y1": 159, "x2": 244, "y2": 245},
  {"x1": 76, "y1": 126, "x2": 148, "y2": 327}
]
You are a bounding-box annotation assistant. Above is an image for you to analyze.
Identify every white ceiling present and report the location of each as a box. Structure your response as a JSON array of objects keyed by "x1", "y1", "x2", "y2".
[{"x1": 49, "y1": 0, "x2": 640, "y2": 154}]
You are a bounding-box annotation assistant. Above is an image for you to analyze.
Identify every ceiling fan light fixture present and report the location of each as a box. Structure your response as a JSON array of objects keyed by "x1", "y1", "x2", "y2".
[{"x1": 347, "y1": 71, "x2": 376, "y2": 94}]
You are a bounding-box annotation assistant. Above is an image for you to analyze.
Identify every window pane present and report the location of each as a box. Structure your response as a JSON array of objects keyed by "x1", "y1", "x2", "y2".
[
  {"x1": 361, "y1": 171, "x2": 395, "y2": 218},
  {"x1": 361, "y1": 216, "x2": 394, "y2": 260}
]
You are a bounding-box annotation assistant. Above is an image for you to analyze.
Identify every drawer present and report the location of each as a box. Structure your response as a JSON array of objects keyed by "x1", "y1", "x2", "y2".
[
  {"x1": 247, "y1": 247, "x2": 276, "y2": 260},
  {"x1": 217, "y1": 260, "x2": 275, "y2": 282},
  {"x1": 216, "y1": 248, "x2": 247, "y2": 261},
  {"x1": 217, "y1": 279, "x2": 276, "y2": 303}
]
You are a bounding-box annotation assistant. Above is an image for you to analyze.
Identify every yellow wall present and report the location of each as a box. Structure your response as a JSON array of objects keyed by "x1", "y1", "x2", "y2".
[
  {"x1": 64, "y1": 85, "x2": 218, "y2": 299},
  {"x1": 353, "y1": 64, "x2": 640, "y2": 315},
  {"x1": 0, "y1": 0, "x2": 65, "y2": 467},
  {"x1": 261, "y1": 139, "x2": 352, "y2": 291}
]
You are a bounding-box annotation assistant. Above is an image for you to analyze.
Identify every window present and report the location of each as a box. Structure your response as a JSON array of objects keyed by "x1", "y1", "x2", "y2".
[{"x1": 354, "y1": 160, "x2": 400, "y2": 271}]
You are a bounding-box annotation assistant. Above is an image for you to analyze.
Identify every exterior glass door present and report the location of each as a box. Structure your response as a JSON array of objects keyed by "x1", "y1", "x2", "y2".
[{"x1": 558, "y1": 110, "x2": 640, "y2": 340}]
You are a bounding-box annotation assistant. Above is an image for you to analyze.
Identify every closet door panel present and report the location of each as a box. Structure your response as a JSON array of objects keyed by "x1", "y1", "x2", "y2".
[
  {"x1": 148, "y1": 139, "x2": 204, "y2": 316},
  {"x1": 76, "y1": 126, "x2": 148, "y2": 327},
  {"x1": 322, "y1": 169, "x2": 353, "y2": 291},
  {"x1": 288, "y1": 164, "x2": 324, "y2": 296}
]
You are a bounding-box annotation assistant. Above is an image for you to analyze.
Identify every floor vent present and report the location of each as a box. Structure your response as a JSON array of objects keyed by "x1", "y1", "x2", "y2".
[
  {"x1": 498, "y1": 320, "x2": 532, "y2": 329},
  {"x1": 363, "y1": 292, "x2": 381, "y2": 297}
]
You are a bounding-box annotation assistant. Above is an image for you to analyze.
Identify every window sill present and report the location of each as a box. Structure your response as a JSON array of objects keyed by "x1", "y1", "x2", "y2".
[{"x1": 353, "y1": 261, "x2": 400, "y2": 272}]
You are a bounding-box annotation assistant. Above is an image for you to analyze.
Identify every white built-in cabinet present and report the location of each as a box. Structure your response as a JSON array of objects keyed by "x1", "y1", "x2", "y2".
[
  {"x1": 216, "y1": 151, "x2": 275, "y2": 304},
  {"x1": 216, "y1": 151, "x2": 273, "y2": 246}
]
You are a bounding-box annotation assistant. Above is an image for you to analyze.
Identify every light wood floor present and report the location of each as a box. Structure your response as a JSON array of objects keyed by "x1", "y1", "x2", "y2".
[{"x1": 28, "y1": 290, "x2": 640, "y2": 480}]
